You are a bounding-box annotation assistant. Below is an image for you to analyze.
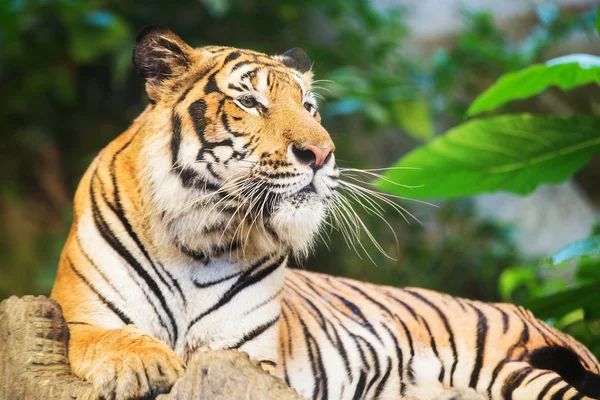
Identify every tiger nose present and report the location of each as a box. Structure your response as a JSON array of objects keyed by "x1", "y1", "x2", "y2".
[{"x1": 291, "y1": 144, "x2": 335, "y2": 169}]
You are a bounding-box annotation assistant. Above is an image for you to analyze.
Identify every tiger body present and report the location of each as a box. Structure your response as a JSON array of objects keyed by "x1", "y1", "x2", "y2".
[{"x1": 51, "y1": 26, "x2": 600, "y2": 400}]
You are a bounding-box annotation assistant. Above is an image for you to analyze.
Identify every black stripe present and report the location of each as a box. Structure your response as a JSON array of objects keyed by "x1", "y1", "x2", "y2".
[
  {"x1": 359, "y1": 336, "x2": 381, "y2": 397},
  {"x1": 221, "y1": 112, "x2": 245, "y2": 137},
  {"x1": 281, "y1": 302, "x2": 294, "y2": 357},
  {"x1": 526, "y1": 371, "x2": 554, "y2": 386},
  {"x1": 502, "y1": 367, "x2": 533, "y2": 400},
  {"x1": 285, "y1": 299, "x2": 328, "y2": 400},
  {"x1": 189, "y1": 99, "x2": 208, "y2": 141},
  {"x1": 537, "y1": 377, "x2": 563, "y2": 400},
  {"x1": 419, "y1": 316, "x2": 445, "y2": 382},
  {"x1": 193, "y1": 270, "x2": 241, "y2": 289},
  {"x1": 403, "y1": 289, "x2": 458, "y2": 386},
  {"x1": 172, "y1": 109, "x2": 221, "y2": 192},
  {"x1": 469, "y1": 304, "x2": 488, "y2": 389},
  {"x1": 255, "y1": 171, "x2": 301, "y2": 180},
  {"x1": 326, "y1": 289, "x2": 381, "y2": 341},
  {"x1": 186, "y1": 255, "x2": 285, "y2": 333},
  {"x1": 516, "y1": 307, "x2": 552, "y2": 346},
  {"x1": 176, "y1": 86, "x2": 193, "y2": 104},
  {"x1": 106, "y1": 183, "x2": 178, "y2": 297},
  {"x1": 327, "y1": 320, "x2": 352, "y2": 381},
  {"x1": 66, "y1": 257, "x2": 133, "y2": 325},
  {"x1": 244, "y1": 287, "x2": 284, "y2": 317},
  {"x1": 352, "y1": 370, "x2": 368, "y2": 400},
  {"x1": 228, "y1": 83, "x2": 243, "y2": 92},
  {"x1": 157, "y1": 261, "x2": 186, "y2": 305},
  {"x1": 231, "y1": 60, "x2": 251, "y2": 72},
  {"x1": 267, "y1": 71, "x2": 273, "y2": 90},
  {"x1": 290, "y1": 278, "x2": 353, "y2": 379},
  {"x1": 375, "y1": 288, "x2": 419, "y2": 320},
  {"x1": 240, "y1": 67, "x2": 260, "y2": 82},
  {"x1": 77, "y1": 235, "x2": 126, "y2": 302},
  {"x1": 90, "y1": 179, "x2": 177, "y2": 344},
  {"x1": 92, "y1": 179, "x2": 173, "y2": 340},
  {"x1": 171, "y1": 111, "x2": 183, "y2": 168},
  {"x1": 490, "y1": 304, "x2": 510, "y2": 334},
  {"x1": 396, "y1": 316, "x2": 415, "y2": 387},
  {"x1": 93, "y1": 176, "x2": 175, "y2": 340},
  {"x1": 226, "y1": 315, "x2": 280, "y2": 349},
  {"x1": 487, "y1": 320, "x2": 529, "y2": 396},
  {"x1": 223, "y1": 51, "x2": 241, "y2": 65},
  {"x1": 381, "y1": 323, "x2": 405, "y2": 396},
  {"x1": 374, "y1": 357, "x2": 393, "y2": 399},
  {"x1": 107, "y1": 140, "x2": 182, "y2": 303},
  {"x1": 302, "y1": 317, "x2": 329, "y2": 400},
  {"x1": 204, "y1": 71, "x2": 220, "y2": 94},
  {"x1": 549, "y1": 384, "x2": 570, "y2": 400},
  {"x1": 177, "y1": 63, "x2": 217, "y2": 105},
  {"x1": 339, "y1": 281, "x2": 395, "y2": 321}
]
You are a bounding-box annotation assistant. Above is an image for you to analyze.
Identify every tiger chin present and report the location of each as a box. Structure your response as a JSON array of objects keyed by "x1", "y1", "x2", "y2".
[{"x1": 51, "y1": 25, "x2": 600, "y2": 400}]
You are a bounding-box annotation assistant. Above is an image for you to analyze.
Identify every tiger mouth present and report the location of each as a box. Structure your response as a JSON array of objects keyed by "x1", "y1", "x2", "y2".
[{"x1": 296, "y1": 182, "x2": 317, "y2": 195}]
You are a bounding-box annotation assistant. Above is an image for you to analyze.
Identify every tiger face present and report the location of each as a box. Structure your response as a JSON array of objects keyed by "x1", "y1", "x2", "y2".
[{"x1": 133, "y1": 26, "x2": 337, "y2": 260}]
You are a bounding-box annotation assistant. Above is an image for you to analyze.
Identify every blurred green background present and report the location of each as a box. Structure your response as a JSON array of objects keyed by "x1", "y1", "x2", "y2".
[{"x1": 1, "y1": 0, "x2": 599, "y2": 355}]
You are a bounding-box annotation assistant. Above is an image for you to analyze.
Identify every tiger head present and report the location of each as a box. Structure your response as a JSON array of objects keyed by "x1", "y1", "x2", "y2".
[{"x1": 132, "y1": 26, "x2": 337, "y2": 260}]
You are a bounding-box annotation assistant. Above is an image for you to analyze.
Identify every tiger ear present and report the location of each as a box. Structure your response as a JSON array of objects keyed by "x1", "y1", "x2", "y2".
[
  {"x1": 279, "y1": 48, "x2": 311, "y2": 73},
  {"x1": 133, "y1": 25, "x2": 194, "y2": 102}
]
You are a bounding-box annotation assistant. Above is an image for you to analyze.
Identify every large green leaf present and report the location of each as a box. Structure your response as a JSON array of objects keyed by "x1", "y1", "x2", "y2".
[
  {"x1": 377, "y1": 114, "x2": 600, "y2": 199},
  {"x1": 467, "y1": 55, "x2": 600, "y2": 117}
]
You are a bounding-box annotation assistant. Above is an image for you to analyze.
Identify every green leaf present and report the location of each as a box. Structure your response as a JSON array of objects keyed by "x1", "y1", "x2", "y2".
[
  {"x1": 390, "y1": 99, "x2": 434, "y2": 141},
  {"x1": 363, "y1": 101, "x2": 390, "y2": 126},
  {"x1": 597, "y1": 7, "x2": 600, "y2": 36},
  {"x1": 550, "y1": 236, "x2": 600, "y2": 265},
  {"x1": 467, "y1": 56, "x2": 600, "y2": 117},
  {"x1": 498, "y1": 265, "x2": 537, "y2": 301},
  {"x1": 524, "y1": 279, "x2": 600, "y2": 320},
  {"x1": 377, "y1": 114, "x2": 600, "y2": 199}
]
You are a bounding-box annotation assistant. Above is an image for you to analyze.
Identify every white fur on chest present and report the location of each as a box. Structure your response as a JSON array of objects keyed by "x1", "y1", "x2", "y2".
[{"x1": 173, "y1": 258, "x2": 285, "y2": 363}]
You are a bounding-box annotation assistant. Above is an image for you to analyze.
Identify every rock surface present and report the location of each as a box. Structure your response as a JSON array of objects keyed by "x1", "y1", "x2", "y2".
[{"x1": 0, "y1": 296, "x2": 303, "y2": 400}]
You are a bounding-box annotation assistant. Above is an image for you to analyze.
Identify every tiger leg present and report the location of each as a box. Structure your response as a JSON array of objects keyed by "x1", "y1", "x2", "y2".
[{"x1": 68, "y1": 323, "x2": 185, "y2": 400}]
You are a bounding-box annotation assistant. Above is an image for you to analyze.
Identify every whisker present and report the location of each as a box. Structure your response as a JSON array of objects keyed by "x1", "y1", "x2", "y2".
[
  {"x1": 339, "y1": 180, "x2": 423, "y2": 225},
  {"x1": 339, "y1": 168, "x2": 423, "y2": 190}
]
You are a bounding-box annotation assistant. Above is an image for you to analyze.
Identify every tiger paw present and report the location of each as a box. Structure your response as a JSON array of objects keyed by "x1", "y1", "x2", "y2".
[{"x1": 71, "y1": 325, "x2": 185, "y2": 400}]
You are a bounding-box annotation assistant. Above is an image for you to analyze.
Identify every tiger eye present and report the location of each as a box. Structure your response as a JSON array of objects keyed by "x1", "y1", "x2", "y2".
[{"x1": 239, "y1": 96, "x2": 258, "y2": 108}]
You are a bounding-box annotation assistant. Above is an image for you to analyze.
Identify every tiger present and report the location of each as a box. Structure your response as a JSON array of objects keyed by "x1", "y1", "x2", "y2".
[{"x1": 50, "y1": 25, "x2": 600, "y2": 400}]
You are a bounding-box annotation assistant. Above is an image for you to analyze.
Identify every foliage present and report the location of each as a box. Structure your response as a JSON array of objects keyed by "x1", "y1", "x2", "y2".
[
  {"x1": 382, "y1": 54, "x2": 600, "y2": 198},
  {"x1": 468, "y1": 56, "x2": 600, "y2": 117},
  {"x1": 500, "y1": 230, "x2": 600, "y2": 357},
  {"x1": 380, "y1": 9, "x2": 600, "y2": 354},
  {"x1": 430, "y1": 6, "x2": 598, "y2": 119},
  {"x1": 378, "y1": 114, "x2": 600, "y2": 198}
]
